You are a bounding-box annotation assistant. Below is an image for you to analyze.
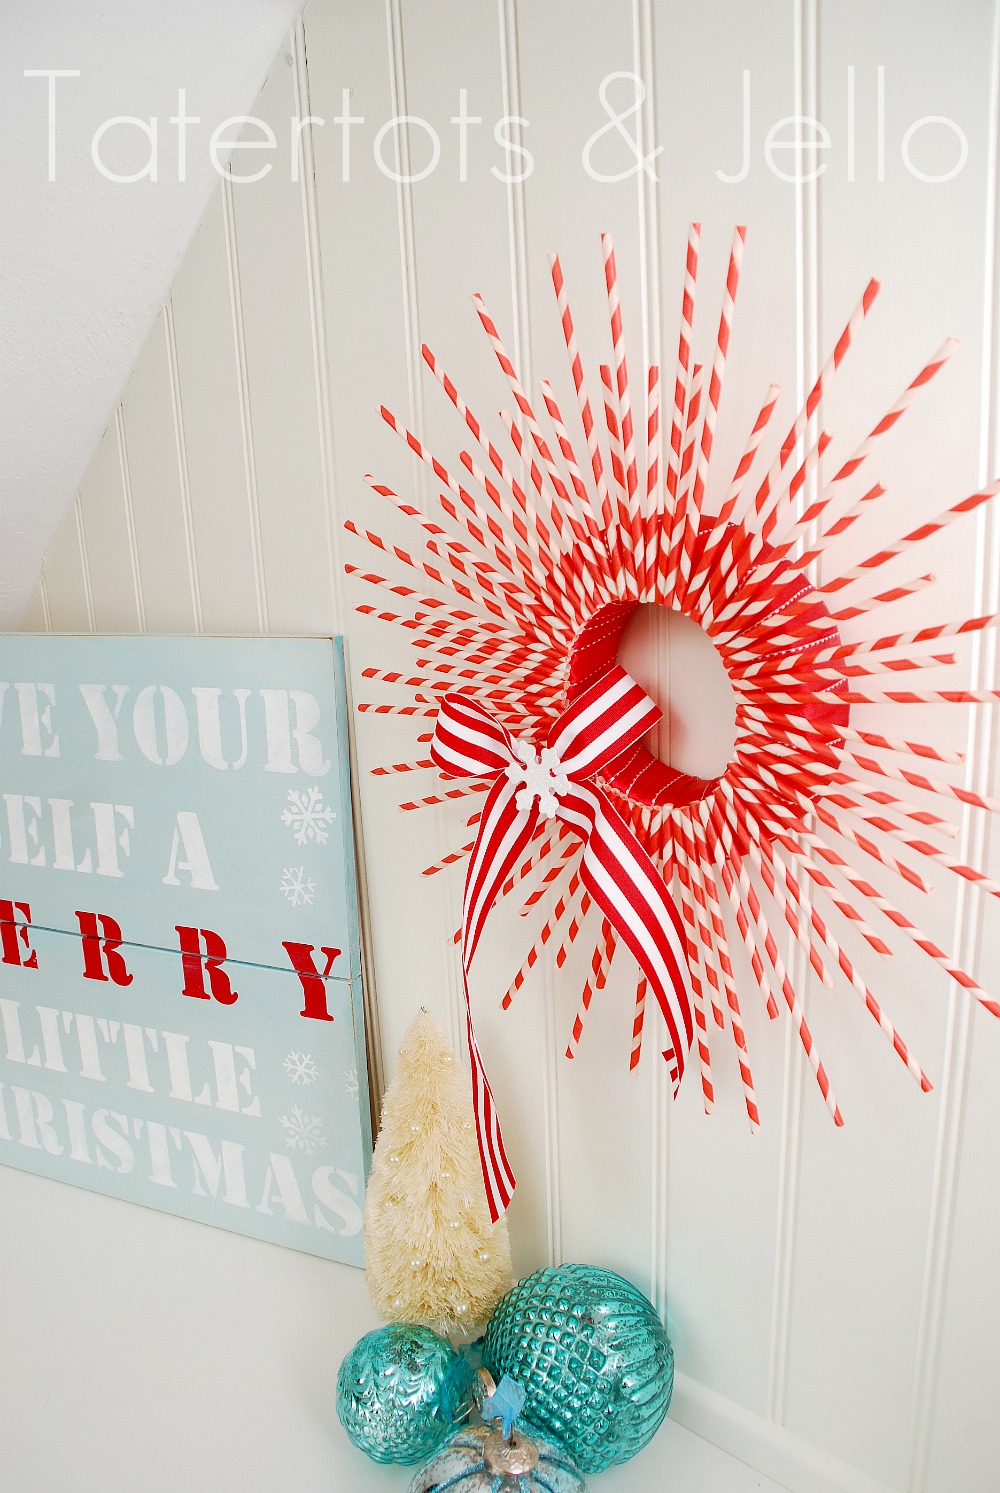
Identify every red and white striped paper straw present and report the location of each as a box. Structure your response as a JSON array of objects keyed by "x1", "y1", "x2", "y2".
[
  {"x1": 678, "y1": 226, "x2": 746, "y2": 598},
  {"x1": 685, "y1": 382, "x2": 780, "y2": 610},
  {"x1": 736, "y1": 747, "x2": 932, "y2": 893},
  {"x1": 736, "y1": 773, "x2": 1000, "y2": 1015},
  {"x1": 599, "y1": 362, "x2": 640, "y2": 596},
  {"x1": 738, "y1": 702, "x2": 964, "y2": 765},
  {"x1": 741, "y1": 335, "x2": 958, "y2": 587},
  {"x1": 844, "y1": 751, "x2": 1000, "y2": 817},
  {"x1": 539, "y1": 376, "x2": 618, "y2": 584},
  {"x1": 672, "y1": 829, "x2": 727, "y2": 1027},
  {"x1": 602, "y1": 235, "x2": 643, "y2": 577},
  {"x1": 742, "y1": 279, "x2": 880, "y2": 540},
  {"x1": 725, "y1": 784, "x2": 931, "y2": 1089},
  {"x1": 566, "y1": 918, "x2": 616, "y2": 1059},
  {"x1": 630, "y1": 978, "x2": 648, "y2": 1072},
  {"x1": 417, "y1": 348, "x2": 562, "y2": 581},
  {"x1": 661, "y1": 364, "x2": 705, "y2": 605},
  {"x1": 347, "y1": 512, "x2": 537, "y2": 636},
  {"x1": 820, "y1": 483, "x2": 1000, "y2": 596},
  {"x1": 642, "y1": 364, "x2": 661, "y2": 594},
  {"x1": 795, "y1": 338, "x2": 959, "y2": 557},
  {"x1": 831, "y1": 573, "x2": 937, "y2": 621},
  {"x1": 676, "y1": 813, "x2": 761, "y2": 1129},
  {"x1": 503, "y1": 869, "x2": 586, "y2": 1011},
  {"x1": 698, "y1": 797, "x2": 781, "y2": 1021},
  {"x1": 549, "y1": 253, "x2": 622, "y2": 587},
  {"x1": 660, "y1": 223, "x2": 701, "y2": 586},
  {"x1": 705, "y1": 798, "x2": 844, "y2": 1124}
]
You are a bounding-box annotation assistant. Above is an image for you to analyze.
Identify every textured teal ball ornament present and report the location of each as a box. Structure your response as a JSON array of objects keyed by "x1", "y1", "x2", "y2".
[
  {"x1": 337, "y1": 1324, "x2": 458, "y2": 1464},
  {"x1": 482, "y1": 1264, "x2": 674, "y2": 1473},
  {"x1": 409, "y1": 1424, "x2": 587, "y2": 1493}
]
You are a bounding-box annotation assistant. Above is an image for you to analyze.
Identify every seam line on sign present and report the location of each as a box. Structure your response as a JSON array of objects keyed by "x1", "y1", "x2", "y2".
[
  {"x1": 633, "y1": 0, "x2": 670, "y2": 1322},
  {"x1": 114, "y1": 406, "x2": 146, "y2": 633},
  {"x1": 906, "y1": 10, "x2": 1000, "y2": 1489},
  {"x1": 220, "y1": 172, "x2": 269, "y2": 634},
  {"x1": 292, "y1": 13, "x2": 384, "y2": 1113},
  {"x1": 73, "y1": 494, "x2": 97, "y2": 633},
  {"x1": 163, "y1": 300, "x2": 204, "y2": 633},
  {"x1": 768, "y1": 0, "x2": 818, "y2": 1429},
  {"x1": 4, "y1": 919, "x2": 359, "y2": 979},
  {"x1": 497, "y1": 0, "x2": 562, "y2": 1268}
]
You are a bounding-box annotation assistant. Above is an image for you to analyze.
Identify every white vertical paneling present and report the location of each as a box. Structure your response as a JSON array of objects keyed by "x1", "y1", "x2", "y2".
[
  {"x1": 921, "y1": 5, "x2": 1000, "y2": 1490},
  {"x1": 164, "y1": 301, "x2": 205, "y2": 632},
  {"x1": 227, "y1": 57, "x2": 336, "y2": 636},
  {"x1": 39, "y1": 498, "x2": 92, "y2": 632},
  {"x1": 113, "y1": 408, "x2": 146, "y2": 631},
  {"x1": 219, "y1": 176, "x2": 269, "y2": 631},
  {"x1": 782, "y1": 3, "x2": 999, "y2": 1486},
  {"x1": 118, "y1": 313, "x2": 198, "y2": 633},
  {"x1": 168, "y1": 192, "x2": 262, "y2": 634},
  {"x1": 20, "y1": 2, "x2": 1000, "y2": 1487},
  {"x1": 769, "y1": 0, "x2": 819, "y2": 1435},
  {"x1": 383, "y1": 0, "x2": 427, "y2": 454},
  {"x1": 18, "y1": 584, "x2": 49, "y2": 633},
  {"x1": 76, "y1": 425, "x2": 139, "y2": 632}
]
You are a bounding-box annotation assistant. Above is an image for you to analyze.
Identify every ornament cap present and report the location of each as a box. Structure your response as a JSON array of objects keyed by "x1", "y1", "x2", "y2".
[{"x1": 483, "y1": 1429, "x2": 540, "y2": 1477}]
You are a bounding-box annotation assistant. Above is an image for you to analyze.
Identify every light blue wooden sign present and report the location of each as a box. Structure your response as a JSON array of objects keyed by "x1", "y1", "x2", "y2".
[{"x1": 0, "y1": 635, "x2": 371, "y2": 1265}]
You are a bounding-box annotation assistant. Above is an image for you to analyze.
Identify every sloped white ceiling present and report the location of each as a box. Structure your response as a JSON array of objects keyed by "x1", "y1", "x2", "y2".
[{"x1": 0, "y1": 0, "x2": 304, "y2": 627}]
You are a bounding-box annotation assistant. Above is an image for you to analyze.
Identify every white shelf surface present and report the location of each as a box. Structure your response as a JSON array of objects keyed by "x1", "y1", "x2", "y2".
[{"x1": 0, "y1": 1169, "x2": 789, "y2": 1492}]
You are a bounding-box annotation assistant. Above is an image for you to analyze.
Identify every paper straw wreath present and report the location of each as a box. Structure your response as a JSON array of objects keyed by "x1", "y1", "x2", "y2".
[{"x1": 348, "y1": 225, "x2": 1000, "y2": 1217}]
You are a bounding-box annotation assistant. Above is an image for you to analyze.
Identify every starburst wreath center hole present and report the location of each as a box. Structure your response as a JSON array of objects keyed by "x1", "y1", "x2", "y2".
[{"x1": 616, "y1": 603, "x2": 737, "y2": 785}]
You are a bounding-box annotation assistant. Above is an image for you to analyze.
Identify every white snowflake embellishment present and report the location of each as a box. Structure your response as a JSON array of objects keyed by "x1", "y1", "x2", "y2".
[
  {"x1": 345, "y1": 1068, "x2": 359, "y2": 1100},
  {"x1": 279, "y1": 866, "x2": 316, "y2": 906},
  {"x1": 281, "y1": 786, "x2": 336, "y2": 845},
  {"x1": 505, "y1": 740, "x2": 570, "y2": 819},
  {"x1": 278, "y1": 1104, "x2": 327, "y2": 1156},
  {"x1": 283, "y1": 1051, "x2": 319, "y2": 1086}
]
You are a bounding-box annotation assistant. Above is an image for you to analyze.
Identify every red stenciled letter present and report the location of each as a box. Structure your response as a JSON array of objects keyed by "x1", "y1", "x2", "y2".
[
  {"x1": 175, "y1": 925, "x2": 238, "y2": 1006},
  {"x1": 75, "y1": 910, "x2": 133, "y2": 987},
  {"x1": 0, "y1": 901, "x2": 39, "y2": 969},
  {"x1": 281, "y1": 941, "x2": 340, "y2": 1022}
]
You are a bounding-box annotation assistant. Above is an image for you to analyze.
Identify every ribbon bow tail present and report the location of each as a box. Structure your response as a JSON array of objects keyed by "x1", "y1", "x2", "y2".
[
  {"x1": 431, "y1": 694, "x2": 539, "y2": 1220},
  {"x1": 459, "y1": 772, "x2": 540, "y2": 1220},
  {"x1": 429, "y1": 670, "x2": 696, "y2": 1222},
  {"x1": 563, "y1": 782, "x2": 695, "y2": 1092}
]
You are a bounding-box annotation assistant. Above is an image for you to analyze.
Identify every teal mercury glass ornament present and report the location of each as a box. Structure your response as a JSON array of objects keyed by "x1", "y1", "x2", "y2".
[
  {"x1": 482, "y1": 1264, "x2": 674, "y2": 1473},
  {"x1": 408, "y1": 1423, "x2": 587, "y2": 1493},
  {"x1": 337, "y1": 1324, "x2": 459, "y2": 1465}
]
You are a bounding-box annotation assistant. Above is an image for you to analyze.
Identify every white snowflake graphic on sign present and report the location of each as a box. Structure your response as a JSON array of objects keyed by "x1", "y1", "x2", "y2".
[
  {"x1": 283, "y1": 1051, "x2": 319, "y2": 1087},
  {"x1": 345, "y1": 1068, "x2": 359, "y2": 1100},
  {"x1": 281, "y1": 787, "x2": 336, "y2": 846},
  {"x1": 278, "y1": 1105, "x2": 327, "y2": 1156},
  {"x1": 279, "y1": 867, "x2": 316, "y2": 907}
]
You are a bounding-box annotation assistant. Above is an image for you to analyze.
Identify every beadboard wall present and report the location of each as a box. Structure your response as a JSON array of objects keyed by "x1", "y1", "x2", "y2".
[{"x1": 10, "y1": 2, "x2": 1000, "y2": 1490}]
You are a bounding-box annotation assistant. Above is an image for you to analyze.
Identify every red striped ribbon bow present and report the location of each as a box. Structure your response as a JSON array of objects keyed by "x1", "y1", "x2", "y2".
[{"x1": 431, "y1": 664, "x2": 695, "y2": 1221}]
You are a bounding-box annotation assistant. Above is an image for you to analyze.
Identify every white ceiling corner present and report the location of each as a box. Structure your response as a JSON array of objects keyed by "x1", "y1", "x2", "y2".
[{"x1": 0, "y1": 0, "x2": 306, "y2": 628}]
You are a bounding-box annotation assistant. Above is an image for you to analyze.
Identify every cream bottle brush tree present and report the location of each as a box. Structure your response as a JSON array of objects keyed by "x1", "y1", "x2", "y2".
[{"x1": 364, "y1": 1008, "x2": 513, "y2": 1336}]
